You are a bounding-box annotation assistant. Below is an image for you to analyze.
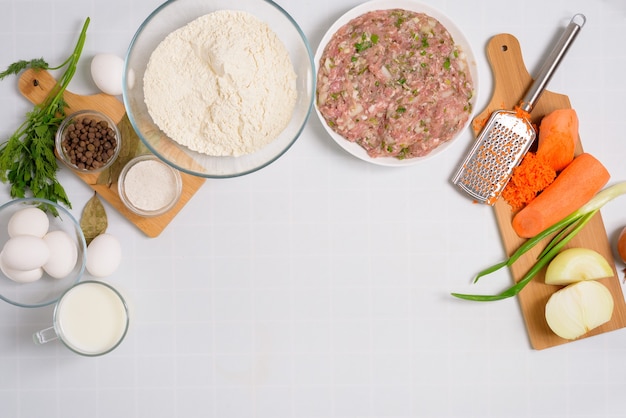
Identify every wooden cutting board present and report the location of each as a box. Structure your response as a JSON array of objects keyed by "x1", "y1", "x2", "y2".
[
  {"x1": 18, "y1": 69, "x2": 206, "y2": 238},
  {"x1": 471, "y1": 34, "x2": 626, "y2": 349}
]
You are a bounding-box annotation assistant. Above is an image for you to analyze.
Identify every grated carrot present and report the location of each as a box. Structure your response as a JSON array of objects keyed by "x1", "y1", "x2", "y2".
[
  {"x1": 472, "y1": 114, "x2": 490, "y2": 132},
  {"x1": 513, "y1": 105, "x2": 531, "y2": 121},
  {"x1": 502, "y1": 152, "x2": 556, "y2": 211},
  {"x1": 502, "y1": 108, "x2": 578, "y2": 210}
]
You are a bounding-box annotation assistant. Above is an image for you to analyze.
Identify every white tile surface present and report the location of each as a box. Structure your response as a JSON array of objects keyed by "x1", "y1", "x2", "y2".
[{"x1": 1, "y1": 0, "x2": 626, "y2": 417}]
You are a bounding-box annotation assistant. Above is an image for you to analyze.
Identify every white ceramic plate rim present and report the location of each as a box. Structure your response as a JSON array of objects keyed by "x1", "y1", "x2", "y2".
[{"x1": 314, "y1": 0, "x2": 479, "y2": 167}]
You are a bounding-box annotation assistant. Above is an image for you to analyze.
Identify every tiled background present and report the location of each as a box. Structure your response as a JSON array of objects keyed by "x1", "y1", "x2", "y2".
[{"x1": 0, "y1": 0, "x2": 625, "y2": 417}]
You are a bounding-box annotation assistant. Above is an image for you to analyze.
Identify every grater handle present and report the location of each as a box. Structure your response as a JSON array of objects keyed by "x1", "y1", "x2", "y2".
[{"x1": 519, "y1": 14, "x2": 586, "y2": 113}]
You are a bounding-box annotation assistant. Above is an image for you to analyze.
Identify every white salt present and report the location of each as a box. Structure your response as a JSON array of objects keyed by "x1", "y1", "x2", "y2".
[{"x1": 123, "y1": 160, "x2": 178, "y2": 211}]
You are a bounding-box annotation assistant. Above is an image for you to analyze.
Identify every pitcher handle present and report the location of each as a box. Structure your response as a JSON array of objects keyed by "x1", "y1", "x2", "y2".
[{"x1": 33, "y1": 326, "x2": 58, "y2": 345}]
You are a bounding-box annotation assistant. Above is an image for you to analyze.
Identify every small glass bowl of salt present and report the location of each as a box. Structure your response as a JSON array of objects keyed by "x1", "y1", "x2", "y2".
[{"x1": 118, "y1": 154, "x2": 182, "y2": 217}]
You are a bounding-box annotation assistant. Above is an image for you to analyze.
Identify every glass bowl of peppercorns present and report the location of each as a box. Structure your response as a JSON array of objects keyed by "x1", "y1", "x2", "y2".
[{"x1": 55, "y1": 110, "x2": 121, "y2": 174}]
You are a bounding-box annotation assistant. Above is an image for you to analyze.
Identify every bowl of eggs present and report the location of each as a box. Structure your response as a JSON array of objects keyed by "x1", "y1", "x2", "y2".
[
  {"x1": 123, "y1": 0, "x2": 315, "y2": 178},
  {"x1": 0, "y1": 198, "x2": 87, "y2": 308}
]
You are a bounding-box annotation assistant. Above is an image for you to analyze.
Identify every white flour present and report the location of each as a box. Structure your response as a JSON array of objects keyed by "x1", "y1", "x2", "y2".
[{"x1": 143, "y1": 10, "x2": 297, "y2": 156}]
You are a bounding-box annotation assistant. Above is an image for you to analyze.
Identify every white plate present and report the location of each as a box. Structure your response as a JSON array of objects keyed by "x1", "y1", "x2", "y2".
[{"x1": 314, "y1": 0, "x2": 479, "y2": 167}]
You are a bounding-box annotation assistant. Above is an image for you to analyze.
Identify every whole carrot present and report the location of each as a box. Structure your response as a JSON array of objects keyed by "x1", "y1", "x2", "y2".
[
  {"x1": 536, "y1": 108, "x2": 578, "y2": 172},
  {"x1": 512, "y1": 152, "x2": 610, "y2": 238}
]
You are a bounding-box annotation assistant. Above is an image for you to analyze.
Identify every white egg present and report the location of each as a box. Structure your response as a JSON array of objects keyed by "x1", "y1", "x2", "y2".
[
  {"x1": 8, "y1": 207, "x2": 49, "y2": 238},
  {"x1": 91, "y1": 53, "x2": 124, "y2": 96},
  {"x1": 0, "y1": 254, "x2": 43, "y2": 283},
  {"x1": 42, "y1": 230, "x2": 78, "y2": 279},
  {"x1": 1, "y1": 235, "x2": 50, "y2": 271},
  {"x1": 86, "y1": 233, "x2": 121, "y2": 277}
]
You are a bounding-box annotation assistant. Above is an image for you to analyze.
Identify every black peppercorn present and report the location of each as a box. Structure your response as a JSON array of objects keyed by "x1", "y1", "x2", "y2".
[{"x1": 61, "y1": 116, "x2": 118, "y2": 171}]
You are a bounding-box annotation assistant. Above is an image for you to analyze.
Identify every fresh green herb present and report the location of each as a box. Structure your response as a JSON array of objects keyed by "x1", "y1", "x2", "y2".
[
  {"x1": 0, "y1": 18, "x2": 90, "y2": 212},
  {"x1": 451, "y1": 182, "x2": 626, "y2": 301},
  {"x1": 354, "y1": 42, "x2": 368, "y2": 53},
  {"x1": 354, "y1": 33, "x2": 379, "y2": 53},
  {"x1": 398, "y1": 77, "x2": 407, "y2": 85},
  {"x1": 0, "y1": 58, "x2": 49, "y2": 80},
  {"x1": 352, "y1": 33, "x2": 379, "y2": 54},
  {"x1": 396, "y1": 106, "x2": 407, "y2": 113},
  {"x1": 443, "y1": 57, "x2": 451, "y2": 70}
]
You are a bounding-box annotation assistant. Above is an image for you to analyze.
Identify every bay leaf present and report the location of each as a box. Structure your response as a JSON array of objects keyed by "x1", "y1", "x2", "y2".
[{"x1": 80, "y1": 192, "x2": 108, "y2": 245}]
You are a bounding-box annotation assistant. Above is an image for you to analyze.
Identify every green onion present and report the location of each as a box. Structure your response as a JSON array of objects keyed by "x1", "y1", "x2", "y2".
[{"x1": 451, "y1": 181, "x2": 626, "y2": 302}]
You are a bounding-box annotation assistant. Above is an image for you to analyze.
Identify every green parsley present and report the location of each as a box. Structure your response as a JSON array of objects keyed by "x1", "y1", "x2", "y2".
[
  {"x1": 0, "y1": 18, "x2": 90, "y2": 211},
  {"x1": 354, "y1": 33, "x2": 379, "y2": 53}
]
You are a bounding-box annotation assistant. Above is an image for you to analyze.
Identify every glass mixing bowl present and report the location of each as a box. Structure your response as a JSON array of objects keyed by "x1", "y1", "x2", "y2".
[
  {"x1": 123, "y1": 0, "x2": 315, "y2": 178},
  {"x1": 0, "y1": 198, "x2": 87, "y2": 308}
]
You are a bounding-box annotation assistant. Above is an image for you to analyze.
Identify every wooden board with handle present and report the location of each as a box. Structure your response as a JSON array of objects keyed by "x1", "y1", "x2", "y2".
[
  {"x1": 472, "y1": 34, "x2": 626, "y2": 350},
  {"x1": 18, "y1": 69, "x2": 206, "y2": 238}
]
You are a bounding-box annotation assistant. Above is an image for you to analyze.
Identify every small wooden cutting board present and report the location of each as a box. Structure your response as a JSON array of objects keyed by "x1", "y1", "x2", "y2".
[
  {"x1": 471, "y1": 34, "x2": 626, "y2": 349},
  {"x1": 18, "y1": 69, "x2": 206, "y2": 238}
]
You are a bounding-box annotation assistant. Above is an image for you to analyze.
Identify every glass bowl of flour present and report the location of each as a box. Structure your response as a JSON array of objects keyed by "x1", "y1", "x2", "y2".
[{"x1": 123, "y1": 0, "x2": 315, "y2": 178}]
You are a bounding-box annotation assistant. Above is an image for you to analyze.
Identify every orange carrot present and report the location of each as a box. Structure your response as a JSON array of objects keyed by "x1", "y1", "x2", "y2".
[
  {"x1": 502, "y1": 152, "x2": 556, "y2": 211},
  {"x1": 512, "y1": 152, "x2": 610, "y2": 238},
  {"x1": 536, "y1": 108, "x2": 578, "y2": 172}
]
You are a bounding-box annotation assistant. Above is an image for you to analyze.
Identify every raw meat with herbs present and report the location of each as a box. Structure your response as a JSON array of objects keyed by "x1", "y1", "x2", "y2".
[{"x1": 317, "y1": 9, "x2": 474, "y2": 159}]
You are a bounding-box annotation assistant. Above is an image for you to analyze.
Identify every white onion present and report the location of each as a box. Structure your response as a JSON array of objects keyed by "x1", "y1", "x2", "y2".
[{"x1": 545, "y1": 280, "x2": 614, "y2": 340}]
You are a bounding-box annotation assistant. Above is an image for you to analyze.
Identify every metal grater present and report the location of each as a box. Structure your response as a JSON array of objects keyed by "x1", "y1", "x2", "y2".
[
  {"x1": 451, "y1": 14, "x2": 586, "y2": 205},
  {"x1": 452, "y1": 110, "x2": 535, "y2": 204}
]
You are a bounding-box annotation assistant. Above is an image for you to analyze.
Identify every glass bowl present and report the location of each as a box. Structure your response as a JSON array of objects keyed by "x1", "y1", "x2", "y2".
[
  {"x1": 118, "y1": 155, "x2": 183, "y2": 217},
  {"x1": 0, "y1": 198, "x2": 87, "y2": 308},
  {"x1": 123, "y1": 0, "x2": 315, "y2": 178},
  {"x1": 55, "y1": 110, "x2": 121, "y2": 174}
]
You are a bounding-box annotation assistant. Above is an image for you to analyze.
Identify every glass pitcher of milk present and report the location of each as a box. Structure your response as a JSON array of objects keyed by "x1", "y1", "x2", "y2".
[{"x1": 33, "y1": 280, "x2": 129, "y2": 356}]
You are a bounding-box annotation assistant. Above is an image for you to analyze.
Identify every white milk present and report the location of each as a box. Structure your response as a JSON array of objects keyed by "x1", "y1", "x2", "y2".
[{"x1": 55, "y1": 281, "x2": 128, "y2": 355}]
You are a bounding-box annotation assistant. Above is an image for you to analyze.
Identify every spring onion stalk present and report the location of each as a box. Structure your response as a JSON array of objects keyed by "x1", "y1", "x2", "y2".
[{"x1": 451, "y1": 181, "x2": 626, "y2": 302}]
